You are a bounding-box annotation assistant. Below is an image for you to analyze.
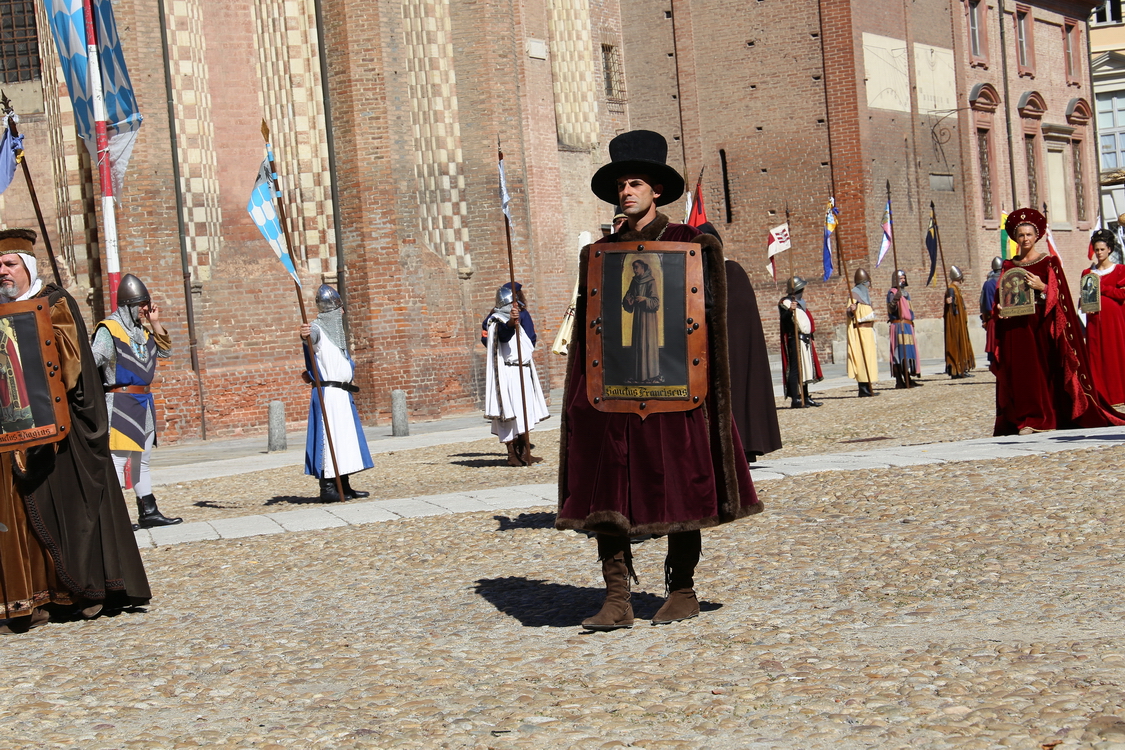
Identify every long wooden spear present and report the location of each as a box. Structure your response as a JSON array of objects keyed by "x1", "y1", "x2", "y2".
[
  {"x1": 1, "y1": 93, "x2": 61, "y2": 286},
  {"x1": 933, "y1": 201, "x2": 949, "y2": 288},
  {"x1": 785, "y1": 203, "x2": 805, "y2": 406},
  {"x1": 497, "y1": 138, "x2": 534, "y2": 464},
  {"x1": 835, "y1": 200, "x2": 874, "y2": 390},
  {"x1": 887, "y1": 180, "x2": 900, "y2": 271},
  {"x1": 261, "y1": 120, "x2": 345, "y2": 502}
]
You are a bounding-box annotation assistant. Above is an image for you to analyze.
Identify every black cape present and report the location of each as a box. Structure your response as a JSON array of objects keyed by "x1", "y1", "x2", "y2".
[
  {"x1": 725, "y1": 261, "x2": 782, "y2": 459},
  {"x1": 20, "y1": 284, "x2": 151, "y2": 606}
]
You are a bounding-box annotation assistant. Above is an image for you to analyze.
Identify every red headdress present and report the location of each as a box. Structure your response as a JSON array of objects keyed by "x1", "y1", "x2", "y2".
[{"x1": 1004, "y1": 208, "x2": 1047, "y2": 242}]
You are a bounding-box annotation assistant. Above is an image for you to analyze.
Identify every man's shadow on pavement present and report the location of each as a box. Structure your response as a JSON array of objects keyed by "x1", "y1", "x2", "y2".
[
  {"x1": 493, "y1": 512, "x2": 555, "y2": 531},
  {"x1": 264, "y1": 494, "x2": 327, "y2": 507},
  {"x1": 474, "y1": 576, "x2": 721, "y2": 628},
  {"x1": 450, "y1": 452, "x2": 510, "y2": 468}
]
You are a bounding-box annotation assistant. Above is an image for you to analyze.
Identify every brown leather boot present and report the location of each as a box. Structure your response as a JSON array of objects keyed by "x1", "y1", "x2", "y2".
[
  {"x1": 582, "y1": 534, "x2": 637, "y2": 631},
  {"x1": 652, "y1": 530, "x2": 701, "y2": 625},
  {"x1": 0, "y1": 607, "x2": 49, "y2": 634}
]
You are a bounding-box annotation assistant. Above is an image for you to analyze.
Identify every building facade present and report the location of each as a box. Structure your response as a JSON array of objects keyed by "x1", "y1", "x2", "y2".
[
  {"x1": 0, "y1": 0, "x2": 632, "y2": 441},
  {"x1": 621, "y1": 0, "x2": 1100, "y2": 323},
  {"x1": 0, "y1": 0, "x2": 1103, "y2": 442}
]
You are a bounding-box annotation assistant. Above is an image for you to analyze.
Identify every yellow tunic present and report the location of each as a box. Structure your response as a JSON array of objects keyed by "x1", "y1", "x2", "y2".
[{"x1": 846, "y1": 300, "x2": 879, "y2": 383}]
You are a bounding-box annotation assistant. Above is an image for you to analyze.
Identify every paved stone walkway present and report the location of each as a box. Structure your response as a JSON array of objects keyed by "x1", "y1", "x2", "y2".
[{"x1": 136, "y1": 425, "x2": 1125, "y2": 548}]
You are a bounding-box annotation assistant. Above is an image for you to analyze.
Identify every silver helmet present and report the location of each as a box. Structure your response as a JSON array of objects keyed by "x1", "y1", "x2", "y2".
[
  {"x1": 892, "y1": 269, "x2": 908, "y2": 288},
  {"x1": 991, "y1": 256, "x2": 1003, "y2": 273},
  {"x1": 854, "y1": 268, "x2": 870, "y2": 286},
  {"x1": 117, "y1": 274, "x2": 150, "y2": 307},
  {"x1": 949, "y1": 265, "x2": 964, "y2": 282},
  {"x1": 786, "y1": 276, "x2": 807, "y2": 295},
  {"x1": 495, "y1": 285, "x2": 515, "y2": 308},
  {"x1": 315, "y1": 284, "x2": 342, "y2": 313}
]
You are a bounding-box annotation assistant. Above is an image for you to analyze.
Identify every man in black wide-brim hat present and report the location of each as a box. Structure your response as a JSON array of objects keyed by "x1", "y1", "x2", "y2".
[{"x1": 555, "y1": 130, "x2": 763, "y2": 630}]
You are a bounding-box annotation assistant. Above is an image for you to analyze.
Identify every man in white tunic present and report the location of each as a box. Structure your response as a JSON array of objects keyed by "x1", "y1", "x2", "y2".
[
  {"x1": 300, "y1": 285, "x2": 373, "y2": 502},
  {"x1": 481, "y1": 282, "x2": 549, "y2": 466}
]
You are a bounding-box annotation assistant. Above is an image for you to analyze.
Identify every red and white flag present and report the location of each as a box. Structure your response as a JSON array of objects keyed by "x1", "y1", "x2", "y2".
[
  {"x1": 1089, "y1": 214, "x2": 1103, "y2": 260},
  {"x1": 686, "y1": 178, "x2": 707, "y2": 228},
  {"x1": 766, "y1": 222, "x2": 791, "y2": 279},
  {"x1": 1044, "y1": 222, "x2": 1060, "y2": 258}
]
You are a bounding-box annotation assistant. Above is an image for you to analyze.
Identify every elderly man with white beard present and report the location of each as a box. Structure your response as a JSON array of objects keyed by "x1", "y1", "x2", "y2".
[{"x1": 0, "y1": 229, "x2": 150, "y2": 634}]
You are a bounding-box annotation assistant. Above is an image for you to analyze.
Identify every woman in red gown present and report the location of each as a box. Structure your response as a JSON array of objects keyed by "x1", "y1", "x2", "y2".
[
  {"x1": 991, "y1": 209, "x2": 1125, "y2": 435},
  {"x1": 1082, "y1": 229, "x2": 1125, "y2": 409}
]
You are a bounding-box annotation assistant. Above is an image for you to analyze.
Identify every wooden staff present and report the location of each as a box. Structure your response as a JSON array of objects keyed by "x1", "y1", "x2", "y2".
[
  {"x1": 785, "y1": 204, "x2": 805, "y2": 406},
  {"x1": 834, "y1": 202, "x2": 874, "y2": 389},
  {"x1": 887, "y1": 180, "x2": 900, "y2": 271},
  {"x1": 498, "y1": 139, "x2": 533, "y2": 465},
  {"x1": 933, "y1": 201, "x2": 949, "y2": 288},
  {"x1": 1, "y1": 93, "x2": 62, "y2": 286},
  {"x1": 261, "y1": 120, "x2": 344, "y2": 501}
]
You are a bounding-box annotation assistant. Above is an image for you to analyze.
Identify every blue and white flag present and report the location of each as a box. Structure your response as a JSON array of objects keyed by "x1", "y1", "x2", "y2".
[
  {"x1": 0, "y1": 118, "x2": 22, "y2": 196},
  {"x1": 44, "y1": 0, "x2": 143, "y2": 193},
  {"x1": 248, "y1": 159, "x2": 300, "y2": 286},
  {"x1": 822, "y1": 197, "x2": 838, "y2": 282}
]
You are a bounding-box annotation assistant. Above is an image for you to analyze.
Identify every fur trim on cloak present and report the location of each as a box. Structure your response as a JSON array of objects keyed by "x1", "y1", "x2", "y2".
[{"x1": 555, "y1": 213, "x2": 764, "y2": 536}]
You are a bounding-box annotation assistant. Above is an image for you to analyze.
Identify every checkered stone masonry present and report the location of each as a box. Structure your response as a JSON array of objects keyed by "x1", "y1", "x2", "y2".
[
  {"x1": 401, "y1": 0, "x2": 470, "y2": 269},
  {"x1": 548, "y1": 0, "x2": 599, "y2": 150},
  {"x1": 163, "y1": 0, "x2": 222, "y2": 282},
  {"x1": 251, "y1": 0, "x2": 336, "y2": 277},
  {"x1": 36, "y1": 0, "x2": 89, "y2": 293}
]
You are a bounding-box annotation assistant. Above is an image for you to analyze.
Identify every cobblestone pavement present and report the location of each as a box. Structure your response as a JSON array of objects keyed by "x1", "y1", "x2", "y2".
[
  {"x1": 151, "y1": 370, "x2": 995, "y2": 524},
  {"x1": 5, "y1": 425, "x2": 1125, "y2": 748}
]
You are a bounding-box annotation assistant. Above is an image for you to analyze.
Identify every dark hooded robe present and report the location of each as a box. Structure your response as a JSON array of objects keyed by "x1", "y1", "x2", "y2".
[
  {"x1": 6, "y1": 285, "x2": 150, "y2": 611},
  {"x1": 725, "y1": 260, "x2": 781, "y2": 459}
]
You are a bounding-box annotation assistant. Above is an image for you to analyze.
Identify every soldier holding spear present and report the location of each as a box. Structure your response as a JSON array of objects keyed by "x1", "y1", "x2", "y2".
[{"x1": 251, "y1": 121, "x2": 370, "y2": 503}]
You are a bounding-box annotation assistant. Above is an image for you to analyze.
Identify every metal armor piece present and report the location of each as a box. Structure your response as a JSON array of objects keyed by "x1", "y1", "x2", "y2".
[
  {"x1": 495, "y1": 285, "x2": 515, "y2": 308},
  {"x1": 117, "y1": 274, "x2": 150, "y2": 307},
  {"x1": 949, "y1": 265, "x2": 964, "y2": 282},
  {"x1": 315, "y1": 284, "x2": 342, "y2": 313},
  {"x1": 892, "y1": 270, "x2": 908, "y2": 289},
  {"x1": 786, "y1": 276, "x2": 807, "y2": 295},
  {"x1": 854, "y1": 268, "x2": 870, "y2": 286},
  {"x1": 991, "y1": 256, "x2": 1003, "y2": 272}
]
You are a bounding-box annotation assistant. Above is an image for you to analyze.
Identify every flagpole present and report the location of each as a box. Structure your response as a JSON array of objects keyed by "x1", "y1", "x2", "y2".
[
  {"x1": 933, "y1": 201, "x2": 949, "y2": 287},
  {"x1": 887, "y1": 180, "x2": 899, "y2": 271},
  {"x1": 784, "y1": 204, "x2": 805, "y2": 406},
  {"x1": 261, "y1": 120, "x2": 345, "y2": 502},
  {"x1": 498, "y1": 140, "x2": 534, "y2": 465},
  {"x1": 82, "y1": 0, "x2": 120, "y2": 307},
  {"x1": 835, "y1": 204, "x2": 873, "y2": 388},
  {"x1": 0, "y1": 94, "x2": 61, "y2": 286}
]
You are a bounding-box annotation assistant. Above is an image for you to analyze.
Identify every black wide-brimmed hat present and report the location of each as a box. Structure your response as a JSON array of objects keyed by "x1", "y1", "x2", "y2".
[{"x1": 590, "y1": 130, "x2": 685, "y2": 206}]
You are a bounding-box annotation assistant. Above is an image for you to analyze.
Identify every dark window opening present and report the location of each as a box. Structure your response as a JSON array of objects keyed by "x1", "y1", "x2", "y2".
[{"x1": 0, "y1": 0, "x2": 40, "y2": 84}]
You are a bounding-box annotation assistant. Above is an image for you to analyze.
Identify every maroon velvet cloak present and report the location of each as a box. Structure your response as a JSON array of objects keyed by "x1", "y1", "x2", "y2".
[
  {"x1": 991, "y1": 255, "x2": 1125, "y2": 435},
  {"x1": 556, "y1": 214, "x2": 762, "y2": 537},
  {"x1": 1082, "y1": 264, "x2": 1125, "y2": 408}
]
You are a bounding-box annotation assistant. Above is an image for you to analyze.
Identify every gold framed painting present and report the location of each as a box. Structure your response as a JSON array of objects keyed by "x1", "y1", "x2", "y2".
[
  {"x1": 998, "y1": 267, "x2": 1035, "y2": 318},
  {"x1": 0, "y1": 298, "x2": 72, "y2": 449},
  {"x1": 1080, "y1": 272, "x2": 1102, "y2": 315},
  {"x1": 584, "y1": 241, "x2": 709, "y2": 419}
]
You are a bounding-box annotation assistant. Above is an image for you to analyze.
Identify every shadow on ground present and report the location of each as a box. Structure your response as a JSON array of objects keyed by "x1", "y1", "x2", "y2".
[
  {"x1": 264, "y1": 495, "x2": 324, "y2": 507},
  {"x1": 474, "y1": 576, "x2": 721, "y2": 627},
  {"x1": 494, "y1": 512, "x2": 556, "y2": 531},
  {"x1": 450, "y1": 451, "x2": 510, "y2": 468}
]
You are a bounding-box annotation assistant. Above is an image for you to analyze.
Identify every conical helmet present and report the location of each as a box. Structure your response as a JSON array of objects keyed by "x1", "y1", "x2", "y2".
[
  {"x1": 991, "y1": 256, "x2": 1003, "y2": 272},
  {"x1": 854, "y1": 268, "x2": 870, "y2": 286},
  {"x1": 315, "y1": 284, "x2": 342, "y2": 313},
  {"x1": 117, "y1": 274, "x2": 150, "y2": 307},
  {"x1": 949, "y1": 265, "x2": 964, "y2": 282}
]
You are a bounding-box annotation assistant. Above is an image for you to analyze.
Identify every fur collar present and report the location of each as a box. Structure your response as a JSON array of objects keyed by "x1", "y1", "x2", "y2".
[{"x1": 615, "y1": 213, "x2": 670, "y2": 242}]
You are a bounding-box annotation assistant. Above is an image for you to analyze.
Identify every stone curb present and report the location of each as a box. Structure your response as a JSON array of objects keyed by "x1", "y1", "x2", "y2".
[{"x1": 135, "y1": 428, "x2": 1125, "y2": 549}]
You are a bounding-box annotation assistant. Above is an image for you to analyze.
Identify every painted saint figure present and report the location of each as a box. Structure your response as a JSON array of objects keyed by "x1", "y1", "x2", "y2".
[{"x1": 622, "y1": 257, "x2": 661, "y2": 384}]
